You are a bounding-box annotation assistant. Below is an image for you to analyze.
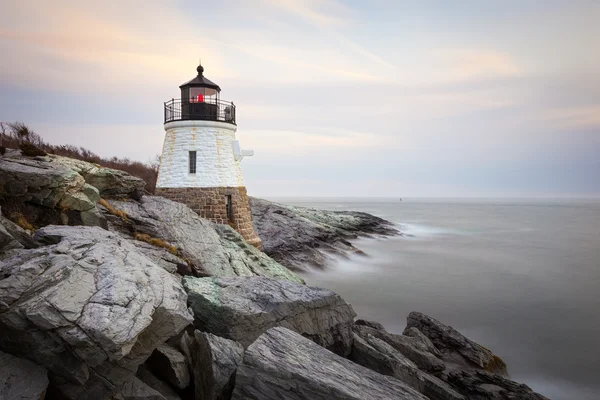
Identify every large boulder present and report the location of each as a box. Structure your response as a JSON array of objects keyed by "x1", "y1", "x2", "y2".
[
  {"x1": 249, "y1": 197, "x2": 398, "y2": 271},
  {"x1": 351, "y1": 333, "x2": 464, "y2": 400},
  {"x1": 104, "y1": 196, "x2": 302, "y2": 282},
  {"x1": 405, "y1": 312, "x2": 507, "y2": 375},
  {"x1": 52, "y1": 155, "x2": 146, "y2": 198},
  {"x1": 231, "y1": 327, "x2": 428, "y2": 400},
  {"x1": 180, "y1": 330, "x2": 244, "y2": 400},
  {"x1": 183, "y1": 276, "x2": 356, "y2": 356},
  {"x1": 0, "y1": 350, "x2": 49, "y2": 400},
  {"x1": 0, "y1": 225, "x2": 193, "y2": 397},
  {"x1": 0, "y1": 150, "x2": 98, "y2": 212}
]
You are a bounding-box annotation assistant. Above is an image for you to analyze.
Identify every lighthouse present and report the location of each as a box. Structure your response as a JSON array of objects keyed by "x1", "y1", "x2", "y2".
[{"x1": 156, "y1": 62, "x2": 262, "y2": 249}]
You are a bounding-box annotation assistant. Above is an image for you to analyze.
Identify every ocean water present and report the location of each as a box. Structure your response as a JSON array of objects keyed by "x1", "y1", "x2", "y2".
[{"x1": 272, "y1": 198, "x2": 600, "y2": 400}]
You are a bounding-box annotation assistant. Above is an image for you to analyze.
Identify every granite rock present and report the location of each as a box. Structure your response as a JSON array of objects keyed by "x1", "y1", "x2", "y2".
[
  {"x1": 250, "y1": 197, "x2": 398, "y2": 271},
  {"x1": 53, "y1": 155, "x2": 146, "y2": 198},
  {"x1": 180, "y1": 330, "x2": 244, "y2": 400},
  {"x1": 231, "y1": 327, "x2": 428, "y2": 400},
  {"x1": 405, "y1": 312, "x2": 508, "y2": 375},
  {"x1": 183, "y1": 276, "x2": 356, "y2": 355},
  {"x1": 0, "y1": 225, "x2": 193, "y2": 396},
  {"x1": 351, "y1": 333, "x2": 464, "y2": 400},
  {"x1": 353, "y1": 324, "x2": 446, "y2": 373},
  {"x1": 104, "y1": 196, "x2": 302, "y2": 282}
]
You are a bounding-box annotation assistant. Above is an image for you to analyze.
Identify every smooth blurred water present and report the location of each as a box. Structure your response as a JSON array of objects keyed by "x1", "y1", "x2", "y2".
[{"x1": 272, "y1": 198, "x2": 600, "y2": 400}]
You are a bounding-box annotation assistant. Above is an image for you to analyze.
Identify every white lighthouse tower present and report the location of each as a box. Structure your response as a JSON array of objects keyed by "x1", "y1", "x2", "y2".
[{"x1": 156, "y1": 62, "x2": 261, "y2": 248}]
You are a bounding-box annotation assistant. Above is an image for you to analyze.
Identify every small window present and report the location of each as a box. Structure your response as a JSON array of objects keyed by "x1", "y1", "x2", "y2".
[
  {"x1": 189, "y1": 151, "x2": 197, "y2": 174},
  {"x1": 226, "y1": 195, "x2": 233, "y2": 221}
]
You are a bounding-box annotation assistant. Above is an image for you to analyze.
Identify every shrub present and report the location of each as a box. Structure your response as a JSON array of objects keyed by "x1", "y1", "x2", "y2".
[
  {"x1": 1, "y1": 121, "x2": 159, "y2": 193},
  {"x1": 20, "y1": 142, "x2": 47, "y2": 157}
]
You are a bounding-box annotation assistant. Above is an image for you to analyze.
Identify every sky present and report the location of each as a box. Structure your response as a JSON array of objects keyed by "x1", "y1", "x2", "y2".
[{"x1": 0, "y1": 0, "x2": 599, "y2": 197}]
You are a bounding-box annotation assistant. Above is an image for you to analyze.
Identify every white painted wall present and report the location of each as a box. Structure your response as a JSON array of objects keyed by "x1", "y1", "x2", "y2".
[{"x1": 157, "y1": 120, "x2": 248, "y2": 188}]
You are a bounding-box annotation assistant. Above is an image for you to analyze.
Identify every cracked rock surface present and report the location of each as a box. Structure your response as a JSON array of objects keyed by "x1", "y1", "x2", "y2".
[
  {"x1": 249, "y1": 197, "x2": 399, "y2": 271},
  {"x1": 231, "y1": 327, "x2": 428, "y2": 400},
  {"x1": 0, "y1": 225, "x2": 193, "y2": 397},
  {"x1": 0, "y1": 149, "x2": 99, "y2": 212},
  {"x1": 183, "y1": 276, "x2": 356, "y2": 356},
  {"x1": 106, "y1": 196, "x2": 303, "y2": 283}
]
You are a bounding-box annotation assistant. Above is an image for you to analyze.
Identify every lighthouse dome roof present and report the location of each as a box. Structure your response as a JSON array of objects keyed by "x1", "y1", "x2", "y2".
[{"x1": 179, "y1": 62, "x2": 221, "y2": 92}]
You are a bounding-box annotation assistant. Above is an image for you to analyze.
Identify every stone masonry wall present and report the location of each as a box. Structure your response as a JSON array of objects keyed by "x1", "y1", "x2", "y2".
[{"x1": 156, "y1": 186, "x2": 262, "y2": 249}]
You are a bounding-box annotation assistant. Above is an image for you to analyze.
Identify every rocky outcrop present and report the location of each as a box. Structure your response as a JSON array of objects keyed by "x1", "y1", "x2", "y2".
[
  {"x1": 351, "y1": 333, "x2": 464, "y2": 400},
  {"x1": 0, "y1": 150, "x2": 99, "y2": 212},
  {"x1": 0, "y1": 350, "x2": 49, "y2": 400},
  {"x1": 249, "y1": 197, "x2": 399, "y2": 271},
  {"x1": 354, "y1": 323, "x2": 445, "y2": 373},
  {"x1": 183, "y1": 276, "x2": 356, "y2": 355},
  {"x1": 146, "y1": 344, "x2": 190, "y2": 390},
  {"x1": 0, "y1": 225, "x2": 193, "y2": 398},
  {"x1": 104, "y1": 196, "x2": 302, "y2": 282},
  {"x1": 180, "y1": 330, "x2": 244, "y2": 400},
  {"x1": 405, "y1": 312, "x2": 508, "y2": 375},
  {"x1": 52, "y1": 155, "x2": 146, "y2": 198},
  {"x1": 352, "y1": 313, "x2": 548, "y2": 400},
  {"x1": 445, "y1": 370, "x2": 549, "y2": 400},
  {"x1": 231, "y1": 327, "x2": 428, "y2": 400}
]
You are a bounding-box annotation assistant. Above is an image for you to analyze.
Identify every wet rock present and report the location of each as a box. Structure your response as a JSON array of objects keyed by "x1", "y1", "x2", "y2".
[
  {"x1": 353, "y1": 324, "x2": 446, "y2": 373},
  {"x1": 0, "y1": 225, "x2": 193, "y2": 395},
  {"x1": 231, "y1": 327, "x2": 428, "y2": 400},
  {"x1": 146, "y1": 344, "x2": 190, "y2": 390},
  {"x1": 105, "y1": 196, "x2": 302, "y2": 282},
  {"x1": 250, "y1": 197, "x2": 398, "y2": 271},
  {"x1": 183, "y1": 276, "x2": 356, "y2": 355},
  {"x1": 180, "y1": 330, "x2": 244, "y2": 400},
  {"x1": 405, "y1": 312, "x2": 508, "y2": 375},
  {"x1": 0, "y1": 350, "x2": 49, "y2": 400},
  {"x1": 351, "y1": 333, "x2": 464, "y2": 400}
]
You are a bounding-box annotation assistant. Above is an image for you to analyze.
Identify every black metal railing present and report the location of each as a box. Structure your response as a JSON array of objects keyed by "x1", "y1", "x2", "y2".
[{"x1": 164, "y1": 98, "x2": 236, "y2": 124}]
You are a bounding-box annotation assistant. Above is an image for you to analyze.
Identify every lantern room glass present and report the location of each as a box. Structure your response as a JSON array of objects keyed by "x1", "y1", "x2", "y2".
[{"x1": 189, "y1": 87, "x2": 218, "y2": 103}]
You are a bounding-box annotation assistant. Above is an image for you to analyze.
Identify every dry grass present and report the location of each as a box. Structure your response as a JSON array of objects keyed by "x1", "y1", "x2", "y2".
[
  {"x1": 135, "y1": 233, "x2": 178, "y2": 255},
  {"x1": 98, "y1": 199, "x2": 128, "y2": 221},
  {"x1": 11, "y1": 212, "x2": 35, "y2": 231}
]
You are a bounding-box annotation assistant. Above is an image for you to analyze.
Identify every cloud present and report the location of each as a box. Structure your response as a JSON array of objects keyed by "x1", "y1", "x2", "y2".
[
  {"x1": 265, "y1": 0, "x2": 352, "y2": 27},
  {"x1": 536, "y1": 105, "x2": 600, "y2": 130}
]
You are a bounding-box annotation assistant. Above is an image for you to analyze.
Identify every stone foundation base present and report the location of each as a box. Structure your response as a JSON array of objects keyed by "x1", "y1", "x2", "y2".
[{"x1": 156, "y1": 186, "x2": 262, "y2": 249}]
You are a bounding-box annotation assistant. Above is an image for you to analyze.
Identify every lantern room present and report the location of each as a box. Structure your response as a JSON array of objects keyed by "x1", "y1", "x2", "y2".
[{"x1": 164, "y1": 62, "x2": 236, "y2": 125}]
